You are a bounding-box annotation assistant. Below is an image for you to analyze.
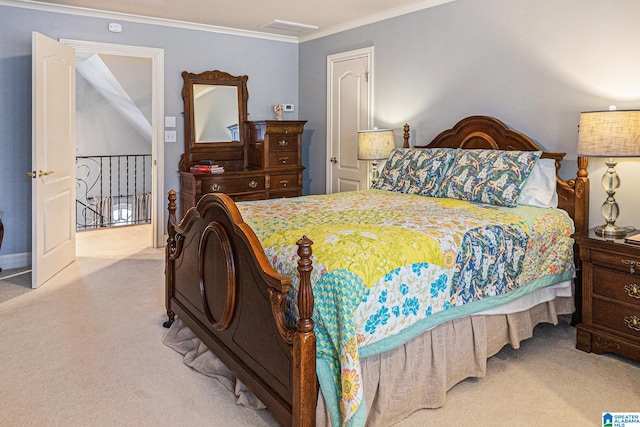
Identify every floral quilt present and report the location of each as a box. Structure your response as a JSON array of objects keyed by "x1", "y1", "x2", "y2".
[{"x1": 237, "y1": 189, "x2": 575, "y2": 427}]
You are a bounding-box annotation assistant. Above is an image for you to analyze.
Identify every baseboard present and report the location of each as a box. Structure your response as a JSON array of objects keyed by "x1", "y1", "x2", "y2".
[{"x1": 0, "y1": 252, "x2": 31, "y2": 270}]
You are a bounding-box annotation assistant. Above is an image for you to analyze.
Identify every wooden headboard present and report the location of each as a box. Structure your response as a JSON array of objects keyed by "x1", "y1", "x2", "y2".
[{"x1": 401, "y1": 115, "x2": 589, "y2": 234}]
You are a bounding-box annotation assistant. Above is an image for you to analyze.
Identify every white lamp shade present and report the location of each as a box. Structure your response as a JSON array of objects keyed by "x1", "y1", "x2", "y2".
[
  {"x1": 358, "y1": 129, "x2": 395, "y2": 160},
  {"x1": 577, "y1": 110, "x2": 640, "y2": 158}
]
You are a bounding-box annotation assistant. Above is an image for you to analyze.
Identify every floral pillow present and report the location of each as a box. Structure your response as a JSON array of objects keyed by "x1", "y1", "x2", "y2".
[
  {"x1": 438, "y1": 149, "x2": 542, "y2": 207},
  {"x1": 373, "y1": 148, "x2": 457, "y2": 196}
]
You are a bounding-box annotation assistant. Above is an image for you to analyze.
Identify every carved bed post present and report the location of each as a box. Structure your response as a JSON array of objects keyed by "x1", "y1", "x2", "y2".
[
  {"x1": 293, "y1": 236, "x2": 317, "y2": 427},
  {"x1": 163, "y1": 190, "x2": 178, "y2": 328},
  {"x1": 402, "y1": 123, "x2": 410, "y2": 148},
  {"x1": 574, "y1": 156, "x2": 590, "y2": 234}
]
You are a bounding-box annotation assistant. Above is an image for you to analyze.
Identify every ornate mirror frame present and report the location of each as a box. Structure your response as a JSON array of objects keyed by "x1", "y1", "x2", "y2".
[{"x1": 180, "y1": 70, "x2": 249, "y2": 171}]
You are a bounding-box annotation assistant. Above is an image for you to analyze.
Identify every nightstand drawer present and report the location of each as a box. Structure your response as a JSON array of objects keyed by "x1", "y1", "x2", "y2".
[
  {"x1": 593, "y1": 298, "x2": 640, "y2": 339},
  {"x1": 591, "y1": 250, "x2": 640, "y2": 274},
  {"x1": 593, "y1": 267, "x2": 640, "y2": 305}
]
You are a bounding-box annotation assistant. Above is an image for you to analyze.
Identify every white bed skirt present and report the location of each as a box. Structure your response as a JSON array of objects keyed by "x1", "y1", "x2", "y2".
[{"x1": 163, "y1": 289, "x2": 574, "y2": 426}]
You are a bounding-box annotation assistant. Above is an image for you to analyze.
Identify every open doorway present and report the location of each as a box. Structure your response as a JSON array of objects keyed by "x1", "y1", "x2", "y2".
[
  {"x1": 61, "y1": 39, "x2": 165, "y2": 250},
  {"x1": 75, "y1": 53, "x2": 152, "y2": 232}
]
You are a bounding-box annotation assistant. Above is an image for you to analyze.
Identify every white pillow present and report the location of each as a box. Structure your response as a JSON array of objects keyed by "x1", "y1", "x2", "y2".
[{"x1": 518, "y1": 158, "x2": 558, "y2": 208}]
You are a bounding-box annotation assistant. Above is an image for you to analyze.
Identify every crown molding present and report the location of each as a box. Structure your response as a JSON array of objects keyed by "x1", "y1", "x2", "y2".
[
  {"x1": 0, "y1": 0, "x2": 298, "y2": 43},
  {"x1": 299, "y1": 0, "x2": 456, "y2": 43},
  {"x1": 1, "y1": 0, "x2": 455, "y2": 44}
]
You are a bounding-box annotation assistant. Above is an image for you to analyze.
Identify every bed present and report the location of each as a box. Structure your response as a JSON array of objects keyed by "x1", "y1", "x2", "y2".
[{"x1": 162, "y1": 115, "x2": 590, "y2": 427}]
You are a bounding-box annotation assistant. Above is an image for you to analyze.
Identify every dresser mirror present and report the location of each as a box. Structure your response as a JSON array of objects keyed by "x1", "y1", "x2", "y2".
[
  {"x1": 193, "y1": 84, "x2": 240, "y2": 143},
  {"x1": 180, "y1": 70, "x2": 249, "y2": 171}
]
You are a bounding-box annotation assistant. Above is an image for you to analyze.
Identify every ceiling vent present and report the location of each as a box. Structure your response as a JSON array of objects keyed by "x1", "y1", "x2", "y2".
[{"x1": 258, "y1": 19, "x2": 319, "y2": 35}]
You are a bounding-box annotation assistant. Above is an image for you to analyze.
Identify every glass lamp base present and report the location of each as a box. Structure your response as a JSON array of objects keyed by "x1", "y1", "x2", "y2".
[{"x1": 594, "y1": 224, "x2": 636, "y2": 239}]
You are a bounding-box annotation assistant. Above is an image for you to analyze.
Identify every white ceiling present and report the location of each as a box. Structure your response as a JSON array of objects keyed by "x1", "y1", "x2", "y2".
[{"x1": 7, "y1": 0, "x2": 455, "y2": 41}]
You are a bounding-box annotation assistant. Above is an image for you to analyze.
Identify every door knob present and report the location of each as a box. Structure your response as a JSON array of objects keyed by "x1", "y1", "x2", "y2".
[
  {"x1": 330, "y1": 156, "x2": 337, "y2": 164},
  {"x1": 27, "y1": 170, "x2": 54, "y2": 179}
]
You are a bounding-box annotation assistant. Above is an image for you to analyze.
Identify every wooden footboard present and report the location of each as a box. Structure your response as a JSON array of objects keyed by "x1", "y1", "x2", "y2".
[{"x1": 164, "y1": 190, "x2": 317, "y2": 427}]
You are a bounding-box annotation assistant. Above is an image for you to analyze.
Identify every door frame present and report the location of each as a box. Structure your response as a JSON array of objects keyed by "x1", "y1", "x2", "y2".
[
  {"x1": 325, "y1": 47, "x2": 374, "y2": 193},
  {"x1": 60, "y1": 39, "x2": 165, "y2": 248}
]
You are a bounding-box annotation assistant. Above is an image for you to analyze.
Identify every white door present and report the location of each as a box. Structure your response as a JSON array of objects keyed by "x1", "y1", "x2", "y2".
[
  {"x1": 326, "y1": 48, "x2": 373, "y2": 193},
  {"x1": 31, "y1": 32, "x2": 76, "y2": 288}
]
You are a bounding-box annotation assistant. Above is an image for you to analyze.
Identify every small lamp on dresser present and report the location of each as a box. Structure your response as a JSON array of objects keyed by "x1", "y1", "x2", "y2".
[
  {"x1": 577, "y1": 109, "x2": 640, "y2": 238},
  {"x1": 358, "y1": 128, "x2": 395, "y2": 187}
]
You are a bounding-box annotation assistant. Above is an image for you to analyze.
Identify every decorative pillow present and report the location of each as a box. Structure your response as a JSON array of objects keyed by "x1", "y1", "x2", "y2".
[
  {"x1": 438, "y1": 149, "x2": 542, "y2": 207},
  {"x1": 518, "y1": 158, "x2": 558, "y2": 208},
  {"x1": 373, "y1": 148, "x2": 457, "y2": 197},
  {"x1": 371, "y1": 148, "x2": 405, "y2": 190}
]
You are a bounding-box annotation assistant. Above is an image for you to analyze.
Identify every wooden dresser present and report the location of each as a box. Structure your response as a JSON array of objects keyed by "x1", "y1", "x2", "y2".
[
  {"x1": 247, "y1": 120, "x2": 305, "y2": 199},
  {"x1": 179, "y1": 120, "x2": 305, "y2": 216},
  {"x1": 178, "y1": 69, "x2": 305, "y2": 217},
  {"x1": 574, "y1": 229, "x2": 640, "y2": 362}
]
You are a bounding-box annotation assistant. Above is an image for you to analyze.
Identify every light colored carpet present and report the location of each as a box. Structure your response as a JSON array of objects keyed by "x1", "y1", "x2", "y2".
[
  {"x1": 0, "y1": 224, "x2": 638, "y2": 426},
  {"x1": 0, "y1": 267, "x2": 32, "y2": 303}
]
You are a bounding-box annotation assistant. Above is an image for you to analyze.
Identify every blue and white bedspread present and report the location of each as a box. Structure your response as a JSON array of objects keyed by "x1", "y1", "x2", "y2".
[{"x1": 237, "y1": 189, "x2": 575, "y2": 426}]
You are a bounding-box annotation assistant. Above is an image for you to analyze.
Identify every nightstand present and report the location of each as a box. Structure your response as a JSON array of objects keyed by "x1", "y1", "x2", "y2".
[{"x1": 573, "y1": 229, "x2": 640, "y2": 362}]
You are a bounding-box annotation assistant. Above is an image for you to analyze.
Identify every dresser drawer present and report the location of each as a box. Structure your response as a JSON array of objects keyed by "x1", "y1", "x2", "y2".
[
  {"x1": 231, "y1": 192, "x2": 267, "y2": 202},
  {"x1": 269, "y1": 189, "x2": 301, "y2": 199},
  {"x1": 593, "y1": 267, "x2": 640, "y2": 305},
  {"x1": 268, "y1": 151, "x2": 298, "y2": 167},
  {"x1": 263, "y1": 123, "x2": 305, "y2": 135},
  {"x1": 270, "y1": 173, "x2": 299, "y2": 190},
  {"x1": 592, "y1": 298, "x2": 640, "y2": 339},
  {"x1": 200, "y1": 175, "x2": 265, "y2": 194},
  {"x1": 591, "y1": 249, "x2": 640, "y2": 274},
  {"x1": 269, "y1": 135, "x2": 298, "y2": 152}
]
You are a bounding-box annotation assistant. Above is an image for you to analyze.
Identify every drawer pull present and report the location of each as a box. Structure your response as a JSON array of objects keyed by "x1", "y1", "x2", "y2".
[
  {"x1": 211, "y1": 183, "x2": 221, "y2": 192},
  {"x1": 278, "y1": 156, "x2": 289, "y2": 164},
  {"x1": 280, "y1": 179, "x2": 289, "y2": 187},
  {"x1": 248, "y1": 180, "x2": 258, "y2": 189},
  {"x1": 625, "y1": 315, "x2": 640, "y2": 332},
  {"x1": 278, "y1": 139, "x2": 289, "y2": 147},
  {"x1": 622, "y1": 259, "x2": 637, "y2": 274},
  {"x1": 625, "y1": 283, "x2": 640, "y2": 299}
]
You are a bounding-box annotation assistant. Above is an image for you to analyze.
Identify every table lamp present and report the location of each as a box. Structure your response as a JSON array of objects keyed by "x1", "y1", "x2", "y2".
[
  {"x1": 577, "y1": 109, "x2": 640, "y2": 238},
  {"x1": 358, "y1": 128, "x2": 395, "y2": 186}
]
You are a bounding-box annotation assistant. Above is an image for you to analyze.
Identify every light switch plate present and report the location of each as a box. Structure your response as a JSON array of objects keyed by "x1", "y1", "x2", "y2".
[
  {"x1": 165, "y1": 130, "x2": 177, "y2": 142},
  {"x1": 165, "y1": 116, "x2": 176, "y2": 128}
]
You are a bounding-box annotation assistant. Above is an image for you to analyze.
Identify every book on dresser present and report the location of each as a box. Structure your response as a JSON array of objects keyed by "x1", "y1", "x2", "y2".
[
  {"x1": 190, "y1": 164, "x2": 224, "y2": 173},
  {"x1": 625, "y1": 231, "x2": 640, "y2": 246}
]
